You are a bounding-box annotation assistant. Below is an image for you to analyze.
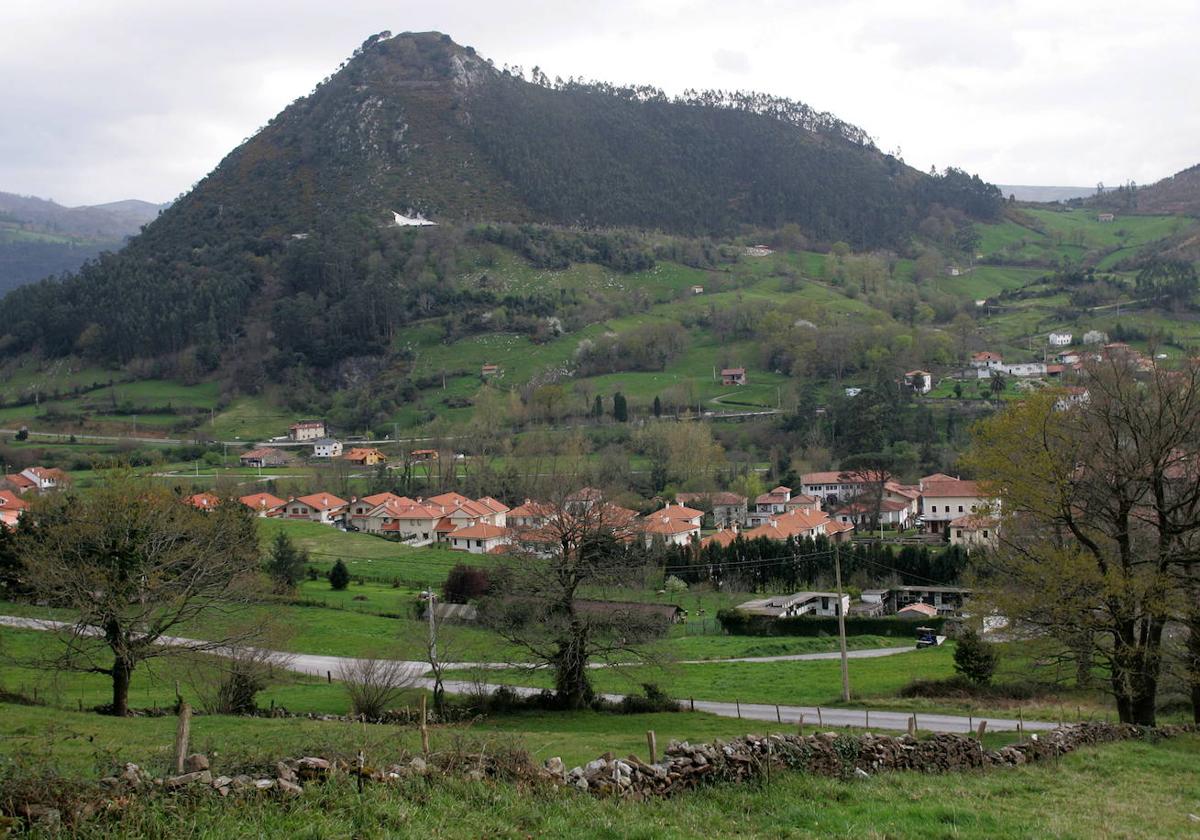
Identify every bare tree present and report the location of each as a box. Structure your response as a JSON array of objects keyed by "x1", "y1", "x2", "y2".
[
  {"x1": 966, "y1": 357, "x2": 1200, "y2": 724},
  {"x1": 17, "y1": 472, "x2": 265, "y2": 716},
  {"x1": 178, "y1": 638, "x2": 295, "y2": 715},
  {"x1": 480, "y1": 490, "x2": 672, "y2": 709},
  {"x1": 337, "y1": 656, "x2": 421, "y2": 718}
]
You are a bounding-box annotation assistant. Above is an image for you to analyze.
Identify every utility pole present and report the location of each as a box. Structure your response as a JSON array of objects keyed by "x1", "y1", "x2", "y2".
[{"x1": 834, "y1": 543, "x2": 851, "y2": 702}]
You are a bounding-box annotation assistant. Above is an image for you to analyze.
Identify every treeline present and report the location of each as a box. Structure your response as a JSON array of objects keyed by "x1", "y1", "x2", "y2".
[{"x1": 668, "y1": 534, "x2": 970, "y2": 590}]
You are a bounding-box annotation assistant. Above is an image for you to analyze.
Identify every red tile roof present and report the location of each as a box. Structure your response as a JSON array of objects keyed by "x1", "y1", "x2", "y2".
[
  {"x1": 450, "y1": 522, "x2": 508, "y2": 540},
  {"x1": 296, "y1": 493, "x2": 348, "y2": 511},
  {"x1": 0, "y1": 490, "x2": 29, "y2": 511},
  {"x1": 239, "y1": 492, "x2": 285, "y2": 512},
  {"x1": 920, "y1": 479, "x2": 984, "y2": 498},
  {"x1": 185, "y1": 492, "x2": 220, "y2": 510}
]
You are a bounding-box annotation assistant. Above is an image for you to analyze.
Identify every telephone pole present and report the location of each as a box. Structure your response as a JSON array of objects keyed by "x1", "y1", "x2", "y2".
[{"x1": 834, "y1": 543, "x2": 851, "y2": 702}]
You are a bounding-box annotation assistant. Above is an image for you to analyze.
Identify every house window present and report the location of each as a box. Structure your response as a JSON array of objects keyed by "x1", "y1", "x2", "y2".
[
  {"x1": 983, "y1": 531, "x2": 990, "y2": 539},
  {"x1": 476, "y1": 540, "x2": 483, "y2": 548},
  {"x1": 971, "y1": 505, "x2": 977, "y2": 512},
  {"x1": 931, "y1": 505, "x2": 937, "y2": 512},
  {"x1": 958, "y1": 505, "x2": 964, "y2": 512}
]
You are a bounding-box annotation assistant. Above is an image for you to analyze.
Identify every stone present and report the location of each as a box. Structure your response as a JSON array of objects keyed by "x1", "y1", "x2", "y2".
[
  {"x1": 853, "y1": 768, "x2": 870, "y2": 779},
  {"x1": 254, "y1": 778, "x2": 275, "y2": 790},
  {"x1": 276, "y1": 778, "x2": 303, "y2": 797},
  {"x1": 465, "y1": 769, "x2": 485, "y2": 782},
  {"x1": 408, "y1": 756, "x2": 427, "y2": 774},
  {"x1": 573, "y1": 776, "x2": 589, "y2": 790},
  {"x1": 544, "y1": 756, "x2": 565, "y2": 776},
  {"x1": 211, "y1": 775, "x2": 233, "y2": 789},
  {"x1": 183, "y1": 753, "x2": 209, "y2": 773},
  {"x1": 275, "y1": 761, "x2": 298, "y2": 784},
  {"x1": 165, "y1": 770, "x2": 212, "y2": 789},
  {"x1": 584, "y1": 759, "x2": 607, "y2": 775}
]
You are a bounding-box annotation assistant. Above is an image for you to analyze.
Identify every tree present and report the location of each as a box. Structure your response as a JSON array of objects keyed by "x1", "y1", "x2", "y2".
[
  {"x1": 953, "y1": 626, "x2": 999, "y2": 685},
  {"x1": 653, "y1": 395, "x2": 662, "y2": 418},
  {"x1": 592, "y1": 394, "x2": 603, "y2": 419},
  {"x1": 988, "y1": 370, "x2": 1006, "y2": 401},
  {"x1": 329, "y1": 559, "x2": 351, "y2": 591},
  {"x1": 16, "y1": 474, "x2": 262, "y2": 716},
  {"x1": 336, "y1": 656, "x2": 420, "y2": 719},
  {"x1": 442, "y1": 563, "x2": 491, "y2": 603},
  {"x1": 965, "y1": 358, "x2": 1200, "y2": 724},
  {"x1": 612, "y1": 392, "x2": 628, "y2": 422},
  {"x1": 265, "y1": 531, "x2": 307, "y2": 593},
  {"x1": 480, "y1": 493, "x2": 670, "y2": 709}
]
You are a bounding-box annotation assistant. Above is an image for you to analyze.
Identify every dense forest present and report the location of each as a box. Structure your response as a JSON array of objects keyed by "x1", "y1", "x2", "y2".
[{"x1": 0, "y1": 30, "x2": 1002, "y2": 379}]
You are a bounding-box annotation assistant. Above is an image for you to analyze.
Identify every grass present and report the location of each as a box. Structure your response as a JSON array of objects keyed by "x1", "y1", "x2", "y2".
[{"x1": 3, "y1": 699, "x2": 1197, "y2": 838}]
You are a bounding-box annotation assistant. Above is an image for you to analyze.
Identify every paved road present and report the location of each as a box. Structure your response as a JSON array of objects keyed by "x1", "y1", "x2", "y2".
[{"x1": 0, "y1": 616, "x2": 1056, "y2": 734}]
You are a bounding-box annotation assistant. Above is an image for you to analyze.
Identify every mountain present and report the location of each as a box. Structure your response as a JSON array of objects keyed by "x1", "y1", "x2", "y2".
[
  {"x1": 0, "y1": 192, "x2": 166, "y2": 295},
  {"x1": 0, "y1": 30, "x2": 1001, "y2": 372}
]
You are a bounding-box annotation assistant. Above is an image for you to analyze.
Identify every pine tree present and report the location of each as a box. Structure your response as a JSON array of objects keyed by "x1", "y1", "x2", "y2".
[
  {"x1": 592, "y1": 394, "x2": 603, "y2": 418},
  {"x1": 612, "y1": 392, "x2": 628, "y2": 422},
  {"x1": 265, "y1": 531, "x2": 307, "y2": 593},
  {"x1": 953, "y1": 626, "x2": 999, "y2": 685},
  {"x1": 329, "y1": 559, "x2": 351, "y2": 591},
  {"x1": 653, "y1": 395, "x2": 662, "y2": 417}
]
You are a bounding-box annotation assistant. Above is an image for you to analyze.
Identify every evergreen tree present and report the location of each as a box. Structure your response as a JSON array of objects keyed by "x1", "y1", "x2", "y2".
[
  {"x1": 265, "y1": 531, "x2": 308, "y2": 593},
  {"x1": 612, "y1": 392, "x2": 628, "y2": 422},
  {"x1": 953, "y1": 626, "x2": 999, "y2": 685},
  {"x1": 592, "y1": 394, "x2": 603, "y2": 418},
  {"x1": 653, "y1": 395, "x2": 662, "y2": 417},
  {"x1": 329, "y1": 559, "x2": 351, "y2": 591}
]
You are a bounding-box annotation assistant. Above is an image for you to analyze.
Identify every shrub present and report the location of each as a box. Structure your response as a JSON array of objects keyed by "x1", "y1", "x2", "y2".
[
  {"x1": 717, "y1": 608, "x2": 944, "y2": 638},
  {"x1": 337, "y1": 657, "x2": 418, "y2": 718},
  {"x1": 328, "y1": 559, "x2": 350, "y2": 591},
  {"x1": 442, "y1": 563, "x2": 491, "y2": 603},
  {"x1": 954, "y1": 626, "x2": 999, "y2": 685},
  {"x1": 617, "y1": 683, "x2": 679, "y2": 714}
]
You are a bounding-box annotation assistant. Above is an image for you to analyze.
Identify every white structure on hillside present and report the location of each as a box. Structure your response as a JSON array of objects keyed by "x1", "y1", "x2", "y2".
[
  {"x1": 1048, "y1": 332, "x2": 1073, "y2": 347},
  {"x1": 1083, "y1": 330, "x2": 1108, "y2": 345},
  {"x1": 312, "y1": 438, "x2": 343, "y2": 458}
]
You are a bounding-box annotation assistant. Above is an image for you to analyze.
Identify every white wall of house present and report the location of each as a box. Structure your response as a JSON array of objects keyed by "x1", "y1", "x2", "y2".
[{"x1": 920, "y1": 495, "x2": 991, "y2": 533}]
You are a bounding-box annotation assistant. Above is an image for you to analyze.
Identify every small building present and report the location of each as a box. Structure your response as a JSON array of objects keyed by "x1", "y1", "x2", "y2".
[
  {"x1": 721, "y1": 367, "x2": 747, "y2": 386},
  {"x1": 844, "y1": 387, "x2": 862, "y2": 397},
  {"x1": 905, "y1": 370, "x2": 933, "y2": 394},
  {"x1": 889, "y1": 585, "x2": 971, "y2": 615},
  {"x1": 1048, "y1": 332, "x2": 1073, "y2": 347},
  {"x1": 0, "y1": 490, "x2": 30, "y2": 526},
  {"x1": 239, "y1": 448, "x2": 292, "y2": 468},
  {"x1": 239, "y1": 492, "x2": 285, "y2": 517},
  {"x1": 343, "y1": 447, "x2": 388, "y2": 466},
  {"x1": 481, "y1": 363, "x2": 500, "y2": 377},
  {"x1": 896, "y1": 602, "x2": 939, "y2": 619},
  {"x1": 641, "y1": 513, "x2": 701, "y2": 548},
  {"x1": 1097, "y1": 213, "x2": 1115, "y2": 223},
  {"x1": 312, "y1": 438, "x2": 343, "y2": 458},
  {"x1": 410, "y1": 449, "x2": 439, "y2": 462},
  {"x1": 918, "y1": 475, "x2": 995, "y2": 536},
  {"x1": 675, "y1": 491, "x2": 748, "y2": 528},
  {"x1": 288, "y1": 420, "x2": 326, "y2": 442},
  {"x1": 690, "y1": 285, "x2": 704, "y2": 295},
  {"x1": 735, "y1": 591, "x2": 849, "y2": 619}
]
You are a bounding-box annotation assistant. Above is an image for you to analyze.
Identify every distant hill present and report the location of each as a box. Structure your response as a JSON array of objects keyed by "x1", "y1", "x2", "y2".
[
  {"x1": 0, "y1": 192, "x2": 166, "y2": 294},
  {"x1": 1091, "y1": 164, "x2": 1200, "y2": 217},
  {"x1": 0, "y1": 30, "x2": 1001, "y2": 372},
  {"x1": 998, "y1": 185, "x2": 1097, "y2": 203}
]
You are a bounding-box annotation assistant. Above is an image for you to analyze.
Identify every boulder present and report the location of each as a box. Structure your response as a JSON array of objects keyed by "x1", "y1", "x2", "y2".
[
  {"x1": 183, "y1": 754, "x2": 209, "y2": 773},
  {"x1": 165, "y1": 770, "x2": 212, "y2": 790},
  {"x1": 276, "y1": 778, "x2": 303, "y2": 797}
]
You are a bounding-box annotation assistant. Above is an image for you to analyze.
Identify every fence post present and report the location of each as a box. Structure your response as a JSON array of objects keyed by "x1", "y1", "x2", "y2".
[
  {"x1": 420, "y1": 694, "x2": 430, "y2": 755},
  {"x1": 775, "y1": 704, "x2": 782, "y2": 724},
  {"x1": 816, "y1": 706, "x2": 823, "y2": 727},
  {"x1": 690, "y1": 697, "x2": 695, "y2": 712},
  {"x1": 646, "y1": 730, "x2": 657, "y2": 764},
  {"x1": 976, "y1": 720, "x2": 987, "y2": 740},
  {"x1": 865, "y1": 709, "x2": 869, "y2": 730},
  {"x1": 327, "y1": 670, "x2": 332, "y2": 684},
  {"x1": 907, "y1": 714, "x2": 916, "y2": 738},
  {"x1": 736, "y1": 698, "x2": 741, "y2": 719},
  {"x1": 798, "y1": 713, "x2": 804, "y2": 737},
  {"x1": 173, "y1": 702, "x2": 192, "y2": 775}
]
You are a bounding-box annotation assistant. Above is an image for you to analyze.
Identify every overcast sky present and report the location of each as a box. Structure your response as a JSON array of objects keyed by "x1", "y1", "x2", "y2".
[{"x1": 2, "y1": 0, "x2": 1196, "y2": 206}]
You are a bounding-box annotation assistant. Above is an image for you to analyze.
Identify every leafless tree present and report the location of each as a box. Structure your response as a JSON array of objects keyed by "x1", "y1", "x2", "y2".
[
  {"x1": 17, "y1": 472, "x2": 265, "y2": 716},
  {"x1": 178, "y1": 637, "x2": 295, "y2": 715},
  {"x1": 479, "y1": 489, "x2": 672, "y2": 709},
  {"x1": 337, "y1": 656, "x2": 422, "y2": 718}
]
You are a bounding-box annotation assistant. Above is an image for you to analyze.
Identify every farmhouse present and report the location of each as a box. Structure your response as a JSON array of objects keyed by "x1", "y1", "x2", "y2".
[
  {"x1": 641, "y1": 513, "x2": 700, "y2": 547},
  {"x1": 311, "y1": 438, "x2": 343, "y2": 458},
  {"x1": 674, "y1": 491, "x2": 748, "y2": 527},
  {"x1": 239, "y1": 448, "x2": 292, "y2": 468},
  {"x1": 949, "y1": 514, "x2": 999, "y2": 548},
  {"x1": 832, "y1": 498, "x2": 912, "y2": 529},
  {"x1": 735, "y1": 591, "x2": 849, "y2": 619},
  {"x1": 0, "y1": 490, "x2": 30, "y2": 527},
  {"x1": 343, "y1": 447, "x2": 388, "y2": 466},
  {"x1": 970, "y1": 351, "x2": 1002, "y2": 369},
  {"x1": 1097, "y1": 212, "x2": 1115, "y2": 222},
  {"x1": 743, "y1": 508, "x2": 836, "y2": 542},
  {"x1": 905, "y1": 370, "x2": 932, "y2": 394},
  {"x1": 288, "y1": 420, "x2": 326, "y2": 442},
  {"x1": 721, "y1": 367, "x2": 747, "y2": 386},
  {"x1": 700, "y1": 525, "x2": 740, "y2": 549},
  {"x1": 239, "y1": 492, "x2": 285, "y2": 517},
  {"x1": 6, "y1": 466, "x2": 71, "y2": 494},
  {"x1": 917, "y1": 474, "x2": 995, "y2": 536},
  {"x1": 748, "y1": 485, "x2": 796, "y2": 526},
  {"x1": 799, "y1": 471, "x2": 891, "y2": 506},
  {"x1": 1048, "y1": 332, "x2": 1073, "y2": 347}
]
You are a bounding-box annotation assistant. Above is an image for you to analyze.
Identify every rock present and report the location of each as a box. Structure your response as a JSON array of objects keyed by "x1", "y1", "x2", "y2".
[
  {"x1": 165, "y1": 770, "x2": 212, "y2": 789},
  {"x1": 276, "y1": 778, "x2": 303, "y2": 797},
  {"x1": 544, "y1": 756, "x2": 565, "y2": 776},
  {"x1": 275, "y1": 762, "x2": 298, "y2": 784},
  {"x1": 854, "y1": 768, "x2": 870, "y2": 779},
  {"x1": 408, "y1": 757, "x2": 427, "y2": 774},
  {"x1": 21, "y1": 805, "x2": 61, "y2": 827},
  {"x1": 183, "y1": 753, "x2": 209, "y2": 773},
  {"x1": 573, "y1": 775, "x2": 589, "y2": 790},
  {"x1": 231, "y1": 775, "x2": 254, "y2": 789},
  {"x1": 465, "y1": 769, "x2": 485, "y2": 782},
  {"x1": 584, "y1": 759, "x2": 607, "y2": 775},
  {"x1": 254, "y1": 778, "x2": 275, "y2": 790},
  {"x1": 120, "y1": 763, "x2": 145, "y2": 786},
  {"x1": 296, "y1": 757, "x2": 331, "y2": 780},
  {"x1": 211, "y1": 775, "x2": 232, "y2": 789}
]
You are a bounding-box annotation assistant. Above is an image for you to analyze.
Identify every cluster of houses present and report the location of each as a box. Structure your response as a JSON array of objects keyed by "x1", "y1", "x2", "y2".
[
  {"x1": 252, "y1": 420, "x2": 389, "y2": 463},
  {"x1": 0, "y1": 465, "x2": 71, "y2": 528}
]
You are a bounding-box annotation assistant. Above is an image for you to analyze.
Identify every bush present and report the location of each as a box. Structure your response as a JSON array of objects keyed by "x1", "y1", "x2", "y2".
[
  {"x1": 328, "y1": 559, "x2": 350, "y2": 591},
  {"x1": 954, "y1": 626, "x2": 999, "y2": 685},
  {"x1": 337, "y1": 657, "x2": 418, "y2": 718},
  {"x1": 442, "y1": 563, "x2": 492, "y2": 603},
  {"x1": 617, "y1": 683, "x2": 679, "y2": 714},
  {"x1": 900, "y1": 675, "x2": 1040, "y2": 701}
]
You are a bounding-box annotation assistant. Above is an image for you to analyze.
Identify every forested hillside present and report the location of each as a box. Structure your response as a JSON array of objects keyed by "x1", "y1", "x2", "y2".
[{"x1": 0, "y1": 30, "x2": 1001, "y2": 376}]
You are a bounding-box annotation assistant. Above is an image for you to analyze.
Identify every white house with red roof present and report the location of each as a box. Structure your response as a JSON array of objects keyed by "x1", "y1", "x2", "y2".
[
  {"x1": 970, "y1": 351, "x2": 1003, "y2": 370},
  {"x1": 185, "y1": 492, "x2": 220, "y2": 511},
  {"x1": 949, "y1": 514, "x2": 999, "y2": 549},
  {"x1": 641, "y1": 513, "x2": 700, "y2": 547},
  {"x1": 239, "y1": 492, "x2": 286, "y2": 517},
  {"x1": 904, "y1": 370, "x2": 933, "y2": 394},
  {"x1": 449, "y1": 521, "x2": 510, "y2": 554},
  {"x1": 799, "y1": 471, "x2": 891, "y2": 506},
  {"x1": 0, "y1": 490, "x2": 30, "y2": 528},
  {"x1": 748, "y1": 486, "x2": 795, "y2": 526},
  {"x1": 284, "y1": 492, "x2": 348, "y2": 525}
]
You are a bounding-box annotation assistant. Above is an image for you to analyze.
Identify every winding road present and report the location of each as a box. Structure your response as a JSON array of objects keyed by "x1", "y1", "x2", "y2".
[{"x1": 0, "y1": 616, "x2": 1056, "y2": 734}]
